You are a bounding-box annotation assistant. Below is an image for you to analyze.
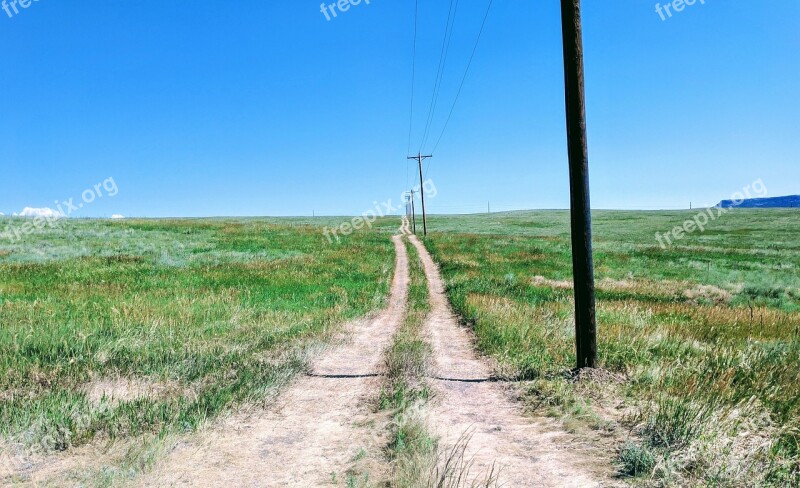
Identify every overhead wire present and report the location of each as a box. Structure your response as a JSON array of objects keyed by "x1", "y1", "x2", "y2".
[
  {"x1": 425, "y1": 0, "x2": 494, "y2": 180},
  {"x1": 418, "y1": 0, "x2": 460, "y2": 154},
  {"x1": 406, "y1": 0, "x2": 420, "y2": 191},
  {"x1": 406, "y1": 0, "x2": 420, "y2": 157}
]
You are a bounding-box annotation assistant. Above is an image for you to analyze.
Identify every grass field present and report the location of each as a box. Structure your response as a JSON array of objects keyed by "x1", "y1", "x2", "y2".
[
  {"x1": 0, "y1": 217, "x2": 396, "y2": 470},
  {"x1": 2, "y1": 210, "x2": 798, "y2": 486},
  {"x1": 423, "y1": 209, "x2": 800, "y2": 486}
]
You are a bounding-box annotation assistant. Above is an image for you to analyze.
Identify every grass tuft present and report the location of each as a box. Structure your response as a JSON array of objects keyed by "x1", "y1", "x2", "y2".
[{"x1": 618, "y1": 441, "x2": 657, "y2": 478}]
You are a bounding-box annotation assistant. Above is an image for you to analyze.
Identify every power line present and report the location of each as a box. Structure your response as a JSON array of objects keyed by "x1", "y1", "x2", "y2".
[
  {"x1": 406, "y1": 0, "x2": 419, "y2": 157},
  {"x1": 428, "y1": 0, "x2": 494, "y2": 159},
  {"x1": 418, "y1": 0, "x2": 459, "y2": 154},
  {"x1": 419, "y1": 0, "x2": 460, "y2": 152},
  {"x1": 405, "y1": 0, "x2": 494, "y2": 186},
  {"x1": 405, "y1": 0, "x2": 420, "y2": 190}
]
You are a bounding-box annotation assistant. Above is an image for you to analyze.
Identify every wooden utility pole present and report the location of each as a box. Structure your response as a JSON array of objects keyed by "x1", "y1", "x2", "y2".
[
  {"x1": 409, "y1": 189, "x2": 417, "y2": 235},
  {"x1": 407, "y1": 153, "x2": 432, "y2": 236},
  {"x1": 560, "y1": 0, "x2": 597, "y2": 369}
]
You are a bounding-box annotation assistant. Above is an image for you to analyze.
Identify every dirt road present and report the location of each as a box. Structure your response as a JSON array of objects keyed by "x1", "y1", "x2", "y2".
[
  {"x1": 25, "y1": 222, "x2": 615, "y2": 487},
  {"x1": 408, "y1": 235, "x2": 608, "y2": 487},
  {"x1": 138, "y1": 234, "x2": 410, "y2": 487}
]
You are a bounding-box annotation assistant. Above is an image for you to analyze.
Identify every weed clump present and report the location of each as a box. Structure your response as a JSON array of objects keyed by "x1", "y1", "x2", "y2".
[{"x1": 618, "y1": 441, "x2": 656, "y2": 477}]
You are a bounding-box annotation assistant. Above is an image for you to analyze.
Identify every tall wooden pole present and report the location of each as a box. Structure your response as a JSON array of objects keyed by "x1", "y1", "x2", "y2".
[
  {"x1": 560, "y1": 0, "x2": 597, "y2": 369},
  {"x1": 410, "y1": 189, "x2": 417, "y2": 235},
  {"x1": 407, "y1": 153, "x2": 432, "y2": 236}
]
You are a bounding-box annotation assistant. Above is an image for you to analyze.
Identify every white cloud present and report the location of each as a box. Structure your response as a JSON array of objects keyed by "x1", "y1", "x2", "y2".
[
  {"x1": 111, "y1": 214, "x2": 125, "y2": 219},
  {"x1": 18, "y1": 207, "x2": 63, "y2": 218}
]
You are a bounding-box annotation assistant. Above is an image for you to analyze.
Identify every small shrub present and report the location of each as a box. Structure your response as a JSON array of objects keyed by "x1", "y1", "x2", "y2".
[{"x1": 618, "y1": 441, "x2": 656, "y2": 477}]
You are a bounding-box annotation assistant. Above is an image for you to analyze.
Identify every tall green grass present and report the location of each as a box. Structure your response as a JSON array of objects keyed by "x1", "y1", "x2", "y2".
[
  {"x1": 0, "y1": 218, "x2": 394, "y2": 461},
  {"x1": 424, "y1": 209, "x2": 800, "y2": 486}
]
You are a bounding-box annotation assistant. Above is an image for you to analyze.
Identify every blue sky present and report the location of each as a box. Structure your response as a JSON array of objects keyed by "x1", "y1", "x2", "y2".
[{"x1": 1, "y1": 0, "x2": 798, "y2": 217}]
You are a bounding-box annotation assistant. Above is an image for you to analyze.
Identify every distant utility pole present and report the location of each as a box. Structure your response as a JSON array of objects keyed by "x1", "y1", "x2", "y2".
[
  {"x1": 409, "y1": 189, "x2": 417, "y2": 235},
  {"x1": 488, "y1": 201, "x2": 491, "y2": 214},
  {"x1": 560, "y1": 0, "x2": 597, "y2": 369},
  {"x1": 407, "y1": 152, "x2": 432, "y2": 236}
]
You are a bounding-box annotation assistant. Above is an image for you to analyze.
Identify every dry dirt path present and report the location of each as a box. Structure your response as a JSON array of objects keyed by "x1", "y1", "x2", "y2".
[
  {"x1": 408, "y1": 235, "x2": 613, "y2": 487},
  {"x1": 137, "y1": 234, "x2": 411, "y2": 487}
]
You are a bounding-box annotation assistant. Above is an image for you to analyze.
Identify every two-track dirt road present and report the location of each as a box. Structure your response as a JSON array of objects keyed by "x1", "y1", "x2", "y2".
[{"x1": 134, "y1": 221, "x2": 612, "y2": 486}]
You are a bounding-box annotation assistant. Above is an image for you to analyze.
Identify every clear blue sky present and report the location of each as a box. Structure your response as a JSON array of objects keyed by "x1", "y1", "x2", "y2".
[{"x1": 1, "y1": 1, "x2": 798, "y2": 217}]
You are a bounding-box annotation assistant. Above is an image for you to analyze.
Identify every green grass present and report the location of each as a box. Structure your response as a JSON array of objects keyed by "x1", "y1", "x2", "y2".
[
  {"x1": 0, "y1": 217, "x2": 395, "y2": 462},
  {"x1": 618, "y1": 441, "x2": 657, "y2": 478},
  {"x1": 4, "y1": 210, "x2": 798, "y2": 485},
  {"x1": 423, "y1": 209, "x2": 800, "y2": 486}
]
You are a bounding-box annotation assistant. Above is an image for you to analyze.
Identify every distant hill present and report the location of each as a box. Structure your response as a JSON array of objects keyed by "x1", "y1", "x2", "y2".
[{"x1": 717, "y1": 195, "x2": 800, "y2": 208}]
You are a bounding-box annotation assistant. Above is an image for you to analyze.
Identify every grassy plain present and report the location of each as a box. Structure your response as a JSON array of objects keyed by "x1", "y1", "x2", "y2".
[
  {"x1": 2, "y1": 209, "x2": 798, "y2": 486},
  {"x1": 0, "y1": 217, "x2": 395, "y2": 476},
  {"x1": 423, "y1": 209, "x2": 800, "y2": 486}
]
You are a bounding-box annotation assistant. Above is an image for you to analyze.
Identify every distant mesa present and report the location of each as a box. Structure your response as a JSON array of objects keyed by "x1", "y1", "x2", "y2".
[{"x1": 717, "y1": 195, "x2": 800, "y2": 208}]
